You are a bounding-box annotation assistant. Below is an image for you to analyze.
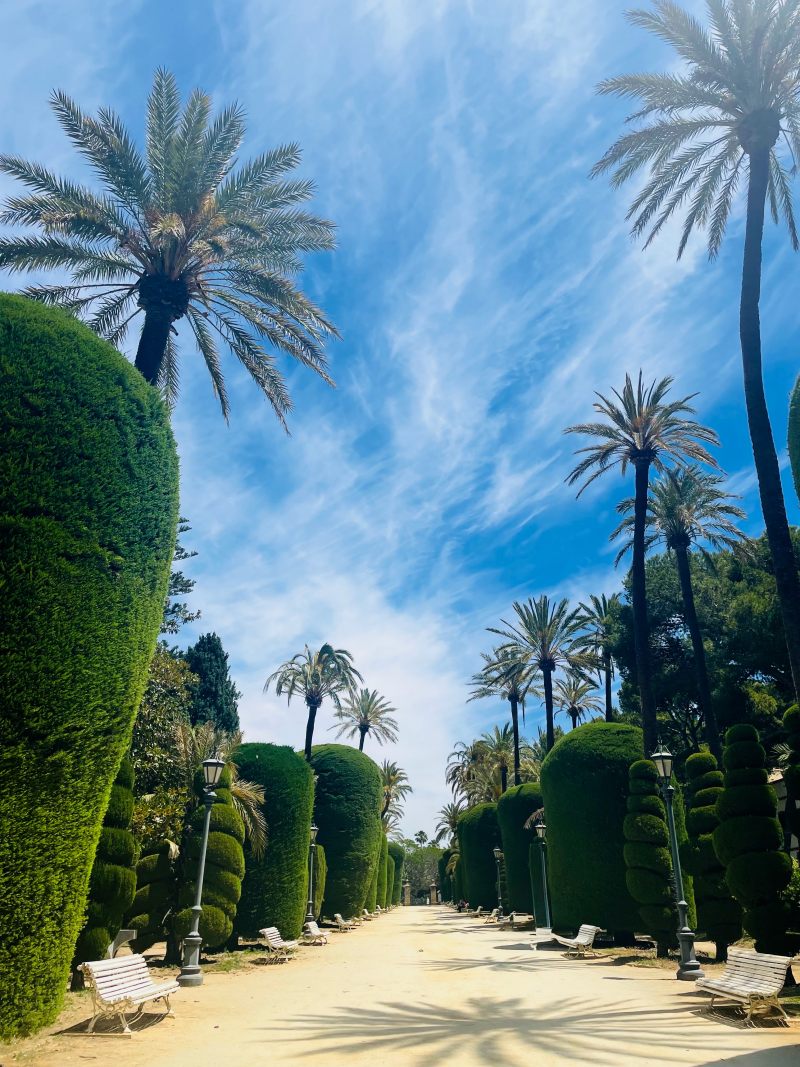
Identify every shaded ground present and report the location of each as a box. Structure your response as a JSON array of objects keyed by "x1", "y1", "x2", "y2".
[{"x1": 3, "y1": 907, "x2": 799, "y2": 1066}]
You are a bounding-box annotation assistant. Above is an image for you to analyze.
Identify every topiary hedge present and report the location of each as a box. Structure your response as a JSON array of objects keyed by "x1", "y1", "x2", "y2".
[
  {"x1": 376, "y1": 834, "x2": 389, "y2": 909},
  {"x1": 714, "y1": 724, "x2": 792, "y2": 953},
  {"x1": 0, "y1": 295, "x2": 178, "y2": 1038},
  {"x1": 72, "y1": 755, "x2": 139, "y2": 979},
  {"x1": 457, "y1": 803, "x2": 501, "y2": 909},
  {"x1": 313, "y1": 843, "x2": 327, "y2": 920},
  {"x1": 452, "y1": 854, "x2": 464, "y2": 901},
  {"x1": 389, "y1": 842, "x2": 405, "y2": 905},
  {"x1": 234, "y1": 743, "x2": 314, "y2": 940},
  {"x1": 681, "y1": 751, "x2": 741, "y2": 961},
  {"x1": 541, "y1": 722, "x2": 642, "y2": 937},
  {"x1": 310, "y1": 745, "x2": 383, "y2": 919},
  {"x1": 365, "y1": 831, "x2": 381, "y2": 913},
  {"x1": 497, "y1": 783, "x2": 543, "y2": 914},
  {"x1": 128, "y1": 840, "x2": 177, "y2": 952},
  {"x1": 385, "y1": 854, "x2": 395, "y2": 909},
  {"x1": 623, "y1": 760, "x2": 675, "y2": 953},
  {"x1": 783, "y1": 704, "x2": 800, "y2": 842}
]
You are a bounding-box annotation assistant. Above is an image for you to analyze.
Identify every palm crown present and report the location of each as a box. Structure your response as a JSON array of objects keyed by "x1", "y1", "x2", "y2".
[
  {"x1": 332, "y1": 688, "x2": 399, "y2": 751},
  {"x1": 434, "y1": 801, "x2": 465, "y2": 845},
  {"x1": 380, "y1": 760, "x2": 412, "y2": 822},
  {"x1": 591, "y1": 0, "x2": 800, "y2": 257},
  {"x1": 490, "y1": 596, "x2": 590, "y2": 677},
  {"x1": 0, "y1": 68, "x2": 337, "y2": 420},
  {"x1": 553, "y1": 674, "x2": 604, "y2": 728}
]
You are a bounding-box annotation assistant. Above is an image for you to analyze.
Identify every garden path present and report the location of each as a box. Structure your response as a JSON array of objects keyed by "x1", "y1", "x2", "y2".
[{"x1": 9, "y1": 906, "x2": 800, "y2": 1066}]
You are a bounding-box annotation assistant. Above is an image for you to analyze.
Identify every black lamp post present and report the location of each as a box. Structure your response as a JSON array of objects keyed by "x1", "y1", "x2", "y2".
[
  {"x1": 651, "y1": 746, "x2": 704, "y2": 981},
  {"x1": 493, "y1": 847, "x2": 504, "y2": 917},
  {"x1": 534, "y1": 821, "x2": 552, "y2": 930},
  {"x1": 305, "y1": 823, "x2": 319, "y2": 924},
  {"x1": 178, "y1": 757, "x2": 225, "y2": 988}
]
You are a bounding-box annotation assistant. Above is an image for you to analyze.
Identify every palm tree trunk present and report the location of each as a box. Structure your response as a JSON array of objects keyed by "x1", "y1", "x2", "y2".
[
  {"x1": 674, "y1": 545, "x2": 722, "y2": 762},
  {"x1": 604, "y1": 648, "x2": 613, "y2": 722},
  {"x1": 500, "y1": 765, "x2": 508, "y2": 793},
  {"x1": 358, "y1": 726, "x2": 367, "y2": 751},
  {"x1": 632, "y1": 458, "x2": 657, "y2": 754},
  {"x1": 741, "y1": 146, "x2": 800, "y2": 700},
  {"x1": 509, "y1": 695, "x2": 521, "y2": 786},
  {"x1": 304, "y1": 699, "x2": 320, "y2": 761},
  {"x1": 570, "y1": 711, "x2": 578, "y2": 730},
  {"x1": 543, "y1": 667, "x2": 555, "y2": 751},
  {"x1": 134, "y1": 309, "x2": 171, "y2": 385}
]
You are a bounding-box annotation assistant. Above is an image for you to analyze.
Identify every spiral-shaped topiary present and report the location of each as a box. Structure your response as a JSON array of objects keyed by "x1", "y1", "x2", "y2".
[
  {"x1": 497, "y1": 783, "x2": 543, "y2": 914},
  {"x1": 680, "y1": 751, "x2": 741, "y2": 961},
  {"x1": 128, "y1": 841, "x2": 178, "y2": 952},
  {"x1": 623, "y1": 760, "x2": 675, "y2": 953},
  {"x1": 713, "y1": 724, "x2": 792, "y2": 953},
  {"x1": 0, "y1": 295, "x2": 178, "y2": 1038},
  {"x1": 457, "y1": 803, "x2": 501, "y2": 909},
  {"x1": 389, "y1": 842, "x2": 405, "y2": 905},
  {"x1": 783, "y1": 704, "x2": 800, "y2": 841}
]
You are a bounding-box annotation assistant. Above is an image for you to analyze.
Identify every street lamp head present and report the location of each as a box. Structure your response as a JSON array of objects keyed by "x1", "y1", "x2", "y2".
[
  {"x1": 534, "y1": 821, "x2": 546, "y2": 842},
  {"x1": 651, "y1": 746, "x2": 674, "y2": 785},
  {"x1": 202, "y1": 757, "x2": 225, "y2": 790},
  {"x1": 310, "y1": 823, "x2": 319, "y2": 845},
  {"x1": 493, "y1": 847, "x2": 503, "y2": 862}
]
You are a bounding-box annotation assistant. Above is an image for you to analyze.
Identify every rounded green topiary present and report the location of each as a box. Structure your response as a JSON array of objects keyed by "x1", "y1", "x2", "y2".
[
  {"x1": 365, "y1": 831, "x2": 381, "y2": 913},
  {"x1": 233, "y1": 743, "x2": 314, "y2": 940},
  {"x1": 128, "y1": 840, "x2": 177, "y2": 952},
  {"x1": 389, "y1": 842, "x2": 405, "y2": 905},
  {"x1": 496, "y1": 782, "x2": 543, "y2": 914},
  {"x1": 713, "y1": 725, "x2": 792, "y2": 952},
  {"x1": 623, "y1": 759, "x2": 675, "y2": 952},
  {"x1": 310, "y1": 745, "x2": 383, "y2": 919},
  {"x1": 313, "y1": 843, "x2": 327, "y2": 920},
  {"x1": 385, "y1": 854, "x2": 395, "y2": 909},
  {"x1": 457, "y1": 803, "x2": 501, "y2": 909},
  {"x1": 376, "y1": 833, "x2": 389, "y2": 909},
  {"x1": 0, "y1": 295, "x2": 178, "y2": 1038},
  {"x1": 540, "y1": 722, "x2": 642, "y2": 936}
]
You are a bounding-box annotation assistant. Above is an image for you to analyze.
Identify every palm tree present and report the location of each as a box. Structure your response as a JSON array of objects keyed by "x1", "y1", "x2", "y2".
[
  {"x1": 528, "y1": 724, "x2": 566, "y2": 765},
  {"x1": 566, "y1": 373, "x2": 718, "y2": 753},
  {"x1": 490, "y1": 595, "x2": 591, "y2": 752},
  {"x1": 553, "y1": 673, "x2": 604, "y2": 730},
  {"x1": 478, "y1": 724, "x2": 517, "y2": 794},
  {"x1": 331, "y1": 688, "x2": 398, "y2": 751},
  {"x1": 265, "y1": 643, "x2": 362, "y2": 760},
  {"x1": 380, "y1": 760, "x2": 412, "y2": 822},
  {"x1": 446, "y1": 739, "x2": 488, "y2": 798},
  {"x1": 592, "y1": 0, "x2": 800, "y2": 702},
  {"x1": 468, "y1": 646, "x2": 540, "y2": 786},
  {"x1": 434, "y1": 801, "x2": 465, "y2": 846},
  {"x1": 612, "y1": 466, "x2": 749, "y2": 760},
  {"x1": 578, "y1": 593, "x2": 621, "y2": 722},
  {"x1": 0, "y1": 68, "x2": 337, "y2": 421}
]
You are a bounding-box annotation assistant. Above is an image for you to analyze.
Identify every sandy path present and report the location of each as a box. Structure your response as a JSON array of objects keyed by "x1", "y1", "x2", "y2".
[{"x1": 6, "y1": 907, "x2": 800, "y2": 1066}]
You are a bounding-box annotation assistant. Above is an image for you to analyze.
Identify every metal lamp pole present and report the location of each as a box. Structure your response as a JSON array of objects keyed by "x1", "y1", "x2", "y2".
[
  {"x1": 493, "y1": 847, "x2": 504, "y2": 917},
  {"x1": 305, "y1": 824, "x2": 318, "y2": 924},
  {"x1": 651, "y1": 746, "x2": 704, "y2": 982},
  {"x1": 178, "y1": 757, "x2": 225, "y2": 988},
  {"x1": 534, "y1": 822, "x2": 552, "y2": 930}
]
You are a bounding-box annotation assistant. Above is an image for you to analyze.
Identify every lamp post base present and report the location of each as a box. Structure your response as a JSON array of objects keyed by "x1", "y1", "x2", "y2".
[
  {"x1": 177, "y1": 932, "x2": 204, "y2": 987},
  {"x1": 676, "y1": 926, "x2": 705, "y2": 981}
]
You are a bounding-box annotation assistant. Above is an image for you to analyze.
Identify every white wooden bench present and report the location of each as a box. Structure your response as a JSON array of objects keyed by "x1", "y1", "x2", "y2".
[
  {"x1": 552, "y1": 924, "x2": 605, "y2": 958},
  {"x1": 302, "y1": 920, "x2": 328, "y2": 945},
  {"x1": 483, "y1": 908, "x2": 501, "y2": 924},
  {"x1": 695, "y1": 947, "x2": 793, "y2": 1025},
  {"x1": 333, "y1": 912, "x2": 356, "y2": 931},
  {"x1": 79, "y1": 954, "x2": 178, "y2": 1035},
  {"x1": 258, "y1": 926, "x2": 298, "y2": 962}
]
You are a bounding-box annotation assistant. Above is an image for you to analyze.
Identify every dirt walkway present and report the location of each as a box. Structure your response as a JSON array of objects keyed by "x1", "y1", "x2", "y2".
[{"x1": 4, "y1": 907, "x2": 800, "y2": 1066}]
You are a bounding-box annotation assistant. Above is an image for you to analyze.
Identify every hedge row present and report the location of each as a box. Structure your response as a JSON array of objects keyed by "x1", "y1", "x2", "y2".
[
  {"x1": 457, "y1": 803, "x2": 501, "y2": 909},
  {"x1": 365, "y1": 830, "x2": 381, "y2": 913},
  {"x1": 376, "y1": 834, "x2": 389, "y2": 910},
  {"x1": 385, "y1": 854, "x2": 395, "y2": 910},
  {"x1": 497, "y1": 783, "x2": 542, "y2": 913},
  {"x1": 389, "y1": 842, "x2": 405, "y2": 905},
  {"x1": 313, "y1": 843, "x2": 327, "y2": 920}
]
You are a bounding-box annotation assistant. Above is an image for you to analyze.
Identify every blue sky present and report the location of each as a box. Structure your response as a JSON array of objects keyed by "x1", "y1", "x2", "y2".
[{"x1": 3, "y1": 0, "x2": 799, "y2": 833}]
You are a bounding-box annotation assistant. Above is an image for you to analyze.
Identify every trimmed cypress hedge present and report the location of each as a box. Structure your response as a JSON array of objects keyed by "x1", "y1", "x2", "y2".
[
  {"x1": 541, "y1": 722, "x2": 642, "y2": 936},
  {"x1": 73, "y1": 755, "x2": 139, "y2": 976},
  {"x1": 457, "y1": 803, "x2": 501, "y2": 909},
  {"x1": 234, "y1": 743, "x2": 314, "y2": 940},
  {"x1": 438, "y1": 851, "x2": 453, "y2": 902},
  {"x1": 681, "y1": 751, "x2": 741, "y2": 961},
  {"x1": 452, "y1": 855, "x2": 464, "y2": 901},
  {"x1": 313, "y1": 843, "x2": 327, "y2": 920},
  {"x1": 385, "y1": 854, "x2": 395, "y2": 909},
  {"x1": 497, "y1": 783, "x2": 543, "y2": 913},
  {"x1": 713, "y1": 724, "x2": 792, "y2": 953},
  {"x1": 623, "y1": 760, "x2": 674, "y2": 952},
  {"x1": 0, "y1": 295, "x2": 178, "y2": 1038},
  {"x1": 310, "y1": 745, "x2": 383, "y2": 919},
  {"x1": 376, "y1": 834, "x2": 389, "y2": 909},
  {"x1": 365, "y1": 832, "x2": 381, "y2": 913},
  {"x1": 783, "y1": 705, "x2": 800, "y2": 841},
  {"x1": 389, "y1": 842, "x2": 405, "y2": 905}
]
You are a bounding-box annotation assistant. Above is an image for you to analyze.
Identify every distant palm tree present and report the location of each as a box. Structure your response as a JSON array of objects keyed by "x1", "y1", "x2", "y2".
[
  {"x1": 553, "y1": 673, "x2": 604, "y2": 730},
  {"x1": 491, "y1": 596, "x2": 591, "y2": 752},
  {"x1": 331, "y1": 688, "x2": 398, "y2": 751},
  {"x1": 434, "y1": 801, "x2": 465, "y2": 846},
  {"x1": 380, "y1": 760, "x2": 412, "y2": 822},
  {"x1": 265, "y1": 644, "x2": 362, "y2": 760},
  {"x1": 478, "y1": 724, "x2": 517, "y2": 794},
  {"x1": 0, "y1": 68, "x2": 337, "y2": 421},
  {"x1": 592, "y1": 0, "x2": 800, "y2": 702},
  {"x1": 528, "y1": 724, "x2": 565, "y2": 765},
  {"x1": 446, "y1": 739, "x2": 488, "y2": 799},
  {"x1": 613, "y1": 466, "x2": 748, "y2": 760},
  {"x1": 578, "y1": 593, "x2": 620, "y2": 722},
  {"x1": 469, "y1": 646, "x2": 540, "y2": 786},
  {"x1": 566, "y1": 373, "x2": 718, "y2": 753}
]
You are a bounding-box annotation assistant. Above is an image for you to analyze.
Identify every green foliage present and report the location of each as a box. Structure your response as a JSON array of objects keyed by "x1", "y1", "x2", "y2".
[
  {"x1": 496, "y1": 783, "x2": 543, "y2": 913},
  {"x1": 400, "y1": 840, "x2": 443, "y2": 899},
  {"x1": 713, "y1": 725, "x2": 793, "y2": 953},
  {"x1": 310, "y1": 745, "x2": 382, "y2": 918},
  {"x1": 183, "y1": 633, "x2": 241, "y2": 734},
  {"x1": 623, "y1": 760, "x2": 674, "y2": 949},
  {"x1": 389, "y1": 842, "x2": 405, "y2": 905},
  {"x1": 376, "y1": 834, "x2": 389, "y2": 909},
  {"x1": 438, "y1": 851, "x2": 453, "y2": 902},
  {"x1": 457, "y1": 803, "x2": 501, "y2": 909},
  {"x1": 452, "y1": 855, "x2": 464, "y2": 901},
  {"x1": 233, "y1": 743, "x2": 313, "y2": 940},
  {"x1": 132, "y1": 644, "x2": 196, "y2": 797},
  {"x1": 783, "y1": 704, "x2": 800, "y2": 839},
  {"x1": 365, "y1": 832, "x2": 380, "y2": 912},
  {"x1": 541, "y1": 722, "x2": 642, "y2": 936},
  {"x1": 0, "y1": 295, "x2": 178, "y2": 1038},
  {"x1": 313, "y1": 843, "x2": 327, "y2": 920},
  {"x1": 385, "y1": 854, "x2": 395, "y2": 909}
]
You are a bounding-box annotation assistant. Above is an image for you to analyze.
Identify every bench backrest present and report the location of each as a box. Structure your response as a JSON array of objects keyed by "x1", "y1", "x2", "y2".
[
  {"x1": 576, "y1": 925, "x2": 602, "y2": 944},
  {"x1": 305, "y1": 921, "x2": 322, "y2": 935},
  {"x1": 81, "y1": 954, "x2": 151, "y2": 998},
  {"x1": 334, "y1": 913, "x2": 349, "y2": 925},
  {"x1": 259, "y1": 926, "x2": 287, "y2": 949},
  {"x1": 722, "y1": 947, "x2": 792, "y2": 993}
]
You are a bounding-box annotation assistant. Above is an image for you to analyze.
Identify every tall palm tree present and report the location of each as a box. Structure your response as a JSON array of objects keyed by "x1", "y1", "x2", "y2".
[
  {"x1": 477, "y1": 724, "x2": 517, "y2": 794},
  {"x1": 566, "y1": 373, "x2": 718, "y2": 753},
  {"x1": 331, "y1": 688, "x2": 399, "y2": 751},
  {"x1": 612, "y1": 466, "x2": 749, "y2": 760},
  {"x1": 380, "y1": 760, "x2": 412, "y2": 821},
  {"x1": 578, "y1": 593, "x2": 621, "y2": 722},
  {"x1": 265, "y1": 643, "x2": 362, "y2": 760},
  {"x1": 592, "y1": 0, "x2": 800, "y2": 702},
  {"x1": 0, "y1": 68, "x2": 337, "y2": 421},
  {"x1": 553, "y1": 673, "x2": 604, "y2": 730},
  {"x1": 434, "y1": 801, "x2": 465, "y2": 846},
  {"x1": 468, "y1": 646, "x2": 540, "y2": 786},
  {"x1": 445, "y1": 739, "x2": 488, "y2": 798},
  {"x1": 490, "y1": 595, "x2": 591, "y2": 752}
]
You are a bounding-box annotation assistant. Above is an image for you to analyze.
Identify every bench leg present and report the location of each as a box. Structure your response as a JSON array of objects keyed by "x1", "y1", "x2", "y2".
[
  {"x1": 86, "y1": 1011, "x2": 99, "y2": 1034},
  {"x1": 118, "y1": 1011, "x2": 132, "y2": 1036}
]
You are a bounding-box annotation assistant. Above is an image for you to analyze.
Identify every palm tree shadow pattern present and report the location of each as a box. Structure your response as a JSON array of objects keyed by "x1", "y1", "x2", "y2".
[{"x1": 256, "y1": 994, "x2": 763, "y2": 1066}]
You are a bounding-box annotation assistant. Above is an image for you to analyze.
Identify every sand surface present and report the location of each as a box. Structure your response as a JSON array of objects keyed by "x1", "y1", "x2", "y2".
[{"x1": 4, "y1": 907, "x2": 800, "y2": 1066}]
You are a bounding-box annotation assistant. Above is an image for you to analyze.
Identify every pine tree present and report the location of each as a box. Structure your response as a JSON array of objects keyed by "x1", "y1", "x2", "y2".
[{"x1": 183, "y1": 633, "x2": 241, "y2": 733}]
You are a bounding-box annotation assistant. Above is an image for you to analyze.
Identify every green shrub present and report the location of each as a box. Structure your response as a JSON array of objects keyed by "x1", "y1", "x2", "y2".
[
  {"x1": 457, "y1": 803, "x2": 501, "y2": 909},
  {"x1": 313, "y1": 843, "x2": 327, "y2": 920},
  {"x1": 496, "y1": 783, "x2": 543, "y2": 914},
  {"x1": 783, "y1": 705, "x2": 800, "y2": 840},
  {"x1": 128, "y1": 839, "x2": 177, "y2": 951},
  {"x1": 310, "y1": 745, "x2": 382, "y2": 918},
  {"x1": 623, "y1": 760, "x2": 675, "y2": 951},
  {"x1": 540, "y1": 722, "x2": 642, "y2": 937},
  {"x1": 713, "y1": 725, "x2": 792, "y2": 952},
  {"x1": 389, "y1": 842, "x2": 405, "y2": 905},
  {"x1": 376, "y1": 834, "x2": 389, "y2": 910},
  {"x1": 0, "y1": 295, "x2": 178, "y2": 1038},
  {"x1": 385, "y1": 854, "x2": 395, "y2": 909},
  {"x1": 233, "y1": 743, "x2": 314, "y2": 940},
  {"x1": 365, "y1": 831, "x2": 381, "y2": 913}
]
